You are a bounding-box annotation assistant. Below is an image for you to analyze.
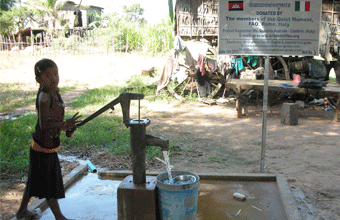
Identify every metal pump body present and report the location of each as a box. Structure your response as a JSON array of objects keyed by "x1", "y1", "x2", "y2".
[
  {"x1": 70, "y1": 92, "x2": 169, "y2": 219},
  {"x1": 70, "y1": 92, "x2": 169, "y2": 184}
]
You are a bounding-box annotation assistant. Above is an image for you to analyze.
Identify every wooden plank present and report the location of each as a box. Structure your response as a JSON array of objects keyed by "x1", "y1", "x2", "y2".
[{"x1": 227, "y1": 79, "x2": 340, "y2": 98}]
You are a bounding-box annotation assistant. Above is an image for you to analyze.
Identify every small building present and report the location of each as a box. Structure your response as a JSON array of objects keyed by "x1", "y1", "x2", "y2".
[
  {"x1": 1, "y1": 1, "x2": 104, "y2": 51},
  {"x1": 28, "y1": 1, "x2": 104, "y2": 30}
]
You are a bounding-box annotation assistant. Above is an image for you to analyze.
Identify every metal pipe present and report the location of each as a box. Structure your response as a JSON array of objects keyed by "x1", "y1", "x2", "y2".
[
  {"x1": 138, "y1": 99, "x2": 140, "y2": 122},
  {"x1": 128, "y1": 120, "x2": 169, "y2": 185},
  {"x1": 129, "y1": 120, "x2": 148, "y2": 184},
  {"x1": 146, "y1": 135, "x2": 169, "y2": 152}
]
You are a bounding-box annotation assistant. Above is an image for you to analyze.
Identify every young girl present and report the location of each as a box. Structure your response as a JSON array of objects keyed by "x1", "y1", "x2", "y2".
[{"x1": 16, "y1": 58, "x2": 81, "y2": 220}]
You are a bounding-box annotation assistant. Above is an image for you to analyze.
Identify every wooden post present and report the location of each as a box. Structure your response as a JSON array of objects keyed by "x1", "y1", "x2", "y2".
[
  {"x1": 18, "y1": 34, "x2": 21, "y2": 50},
  {"x1": 260, "y1": 56, "x2": 269, "y2": 173},
  {"x1": 0, "y1": 35, "x2": 3, "y2": 52},
  {"x1": 30, "y1": 29, "x2": 34, "y2": 54},
  {"x1": 12, "y1": 34, "x2": 16, "y2": 51},
  {"x1": 334, "y1": 96, "x2": 340, "y2": 122},
  {"x1": 8, "y1": 36, "x2": 11, "y2": 52},
  {"x1": 237, "y1": 86, "x2": 242, "y2": 118}
]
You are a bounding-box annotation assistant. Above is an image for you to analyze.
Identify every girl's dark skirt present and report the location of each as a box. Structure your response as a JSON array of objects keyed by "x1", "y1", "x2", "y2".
[{"x1": 27, "y1": 148, "x2": 65, "y2": 199}]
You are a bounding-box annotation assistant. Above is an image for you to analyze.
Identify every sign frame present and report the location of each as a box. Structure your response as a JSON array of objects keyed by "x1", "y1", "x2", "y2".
[{"x1": 218, "y1": 0, "x2": 322, "y2": 56}]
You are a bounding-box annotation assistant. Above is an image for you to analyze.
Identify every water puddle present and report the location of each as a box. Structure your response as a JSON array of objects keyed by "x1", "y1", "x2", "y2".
[
  {"x1": 59, "y1": 154, "x2": 87, "y2": 165},
  {"x1": 0, "y1": 111, "x2": 35, "y2": 121}
]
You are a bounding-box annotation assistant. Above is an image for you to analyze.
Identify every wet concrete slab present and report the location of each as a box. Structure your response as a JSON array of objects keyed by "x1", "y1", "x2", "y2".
[
  {"x1": 36, "y1": 170, "x2": 300, "y2": 220},
  {"x1": 198, "y1": 180, "x2": 286, "y2": 219},
  {"x1": 40, "y1": 173, "x2": 121, "y2": 220}
]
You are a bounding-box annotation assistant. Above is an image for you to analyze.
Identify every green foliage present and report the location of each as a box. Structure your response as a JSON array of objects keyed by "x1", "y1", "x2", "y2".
[
  {"x1": 0, "y1": 10, "x2": 15, "y2": 35},
  {"x1": 48, "y1": 13, "x2": 174, "y2": 55},
  {"x1": 27, "y1": 0, "x2": 67, "y2": 28},
  {"x1": 125, "y1": 75, "x2": 156, "y2": 96},
  {"x1": 168, "y1": 0, "x2": 174, "y2": 22},
  {"x1": 0, "y1": 6, "x2": 32, "y2": 35},
  {"x1": 1, "y1": 2, "x2": 174, "y2": 55},
  {"x1": 0, "y1": 0, "x2": 16, "y2": 11},
  {"x1": 143, "y1": 19, "x2": 174, "y2": 54},
  {"x1": 122, "y1": 3, "x2": 145, "y2": 24},
  {"x1": 88, "y1": 11, "x2": 102, "y2": 29}
]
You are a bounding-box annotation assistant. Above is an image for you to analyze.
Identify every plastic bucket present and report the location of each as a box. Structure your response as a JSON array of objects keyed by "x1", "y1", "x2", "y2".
[{"x1": 157, "y1": 171, "x2": 200, "y2": 220}]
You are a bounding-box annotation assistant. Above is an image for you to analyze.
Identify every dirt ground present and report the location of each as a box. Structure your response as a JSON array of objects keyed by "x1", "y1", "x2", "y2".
[{"x1": 1, "y1": 54, "x2": 340, "y2": 219}]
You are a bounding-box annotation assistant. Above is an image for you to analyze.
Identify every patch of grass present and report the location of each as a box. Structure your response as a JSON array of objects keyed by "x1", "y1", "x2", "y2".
[
  {"x1": 68, "y1": 85, "x2": 123, "y2": 109},
  {"x1": 0, "y1": 54, "x2": 33, "y2": 70},
  {"x1": 0, "y1": 83, "x2": 37, "y2": 112},
  {"x1": 209, "y1": 156, "x2": 222, "y2": 163},
  {"x1": 0, "y1": 113, "x2": 37, "y2": 177},
  {"x1": 329, "y1": 77, "x2": 336, "y2": 82},
  {"x1": 146, "y1": 146, "x2": 163, "y2": 160},
  {"x1": 0, "y1": 83, "x2": 76, "y2": 112},
  {"x1": 61, "y1": 114, "x2": 131, "y2": 155},
  {"x1": 59, "y1": 85, "x2": 77, "y2": 93},
  {"x1": 1, "y1": 73, "x2": 198, "y2": 178}
]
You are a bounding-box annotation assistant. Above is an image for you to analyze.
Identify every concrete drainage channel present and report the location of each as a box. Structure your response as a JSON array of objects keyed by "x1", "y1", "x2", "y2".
[{"x1": 14, "y1": 164, "x2": 304, "y2": 220}]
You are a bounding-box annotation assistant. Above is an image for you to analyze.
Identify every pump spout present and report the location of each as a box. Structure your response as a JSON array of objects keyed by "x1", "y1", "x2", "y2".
[{"x1": 146, "y1": 134, "x2": 169, "y2": 151}]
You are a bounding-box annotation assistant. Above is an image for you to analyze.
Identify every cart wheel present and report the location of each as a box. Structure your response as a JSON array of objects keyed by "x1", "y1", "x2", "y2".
[
  {"x1": 270, "y1": 56, "x2": 290, "y2": 80},
  {"x1": 241, "y1": 56, "x2": 290, "y2": 80},
  {"x1": 168, "y1": 73, "x2": 222, "y2": 100},
  {"x1": 167, "y1": 76, "x2": 195, "y2": 100}
]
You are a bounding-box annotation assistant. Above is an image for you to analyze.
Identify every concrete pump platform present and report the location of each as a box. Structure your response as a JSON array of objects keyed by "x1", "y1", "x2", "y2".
[{"x1": 24, "y1": 166, "x2": 300, "y2": 220}]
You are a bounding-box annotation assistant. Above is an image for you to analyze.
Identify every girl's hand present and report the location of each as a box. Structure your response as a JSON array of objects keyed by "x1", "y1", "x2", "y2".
[
  {"x1": 63, "y1": 112, "x2": 82, "y2": 131},
  {"x1": 66, "y1": 127, "x2": 77, "y2": 137}
]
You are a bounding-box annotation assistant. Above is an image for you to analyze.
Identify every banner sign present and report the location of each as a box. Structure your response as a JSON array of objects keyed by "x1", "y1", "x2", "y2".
[{"x1": 218, "y1": 0, "x2": 322, "y2": 55}]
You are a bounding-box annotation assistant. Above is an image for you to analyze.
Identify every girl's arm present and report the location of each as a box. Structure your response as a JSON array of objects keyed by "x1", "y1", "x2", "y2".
[
  {"x1": 38, "y1": 92, "x2": 64, "y2": 130},
  {"x1": 38, "y1": 91, "x2": 82, "y2": 132}
]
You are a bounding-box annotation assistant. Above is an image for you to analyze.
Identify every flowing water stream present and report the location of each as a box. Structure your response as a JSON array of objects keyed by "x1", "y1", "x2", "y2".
[{"x1": 162, "y1": 151, "x2": 173, "y2": 183}]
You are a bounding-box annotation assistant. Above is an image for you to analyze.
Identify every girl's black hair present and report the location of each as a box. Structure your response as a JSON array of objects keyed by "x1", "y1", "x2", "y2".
[
  {"x1": 35, "y1": 58, "x2": 58, "y2": 109},
  {"x1": 34, "y1": 58, "x2": 57, "y2": 78}
]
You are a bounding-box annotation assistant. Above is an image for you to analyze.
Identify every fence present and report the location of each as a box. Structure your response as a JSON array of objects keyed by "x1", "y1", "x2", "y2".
[{"x1": 0, "y1": 29, "x2": 137, "y2": 56}]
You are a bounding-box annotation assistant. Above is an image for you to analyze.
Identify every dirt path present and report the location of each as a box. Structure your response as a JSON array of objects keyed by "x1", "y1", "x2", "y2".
[
  {"x1": 143, "y1": 100, "x2": 340, "y2": 219},
  {"x1": 1, "y1": 54, "x2": 340, "y2": 219}
]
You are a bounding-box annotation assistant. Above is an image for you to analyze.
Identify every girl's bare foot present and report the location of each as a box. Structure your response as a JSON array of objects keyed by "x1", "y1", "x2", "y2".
[{"x1": 16, "y1": 208, "x2": 41, "y2": 219}]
